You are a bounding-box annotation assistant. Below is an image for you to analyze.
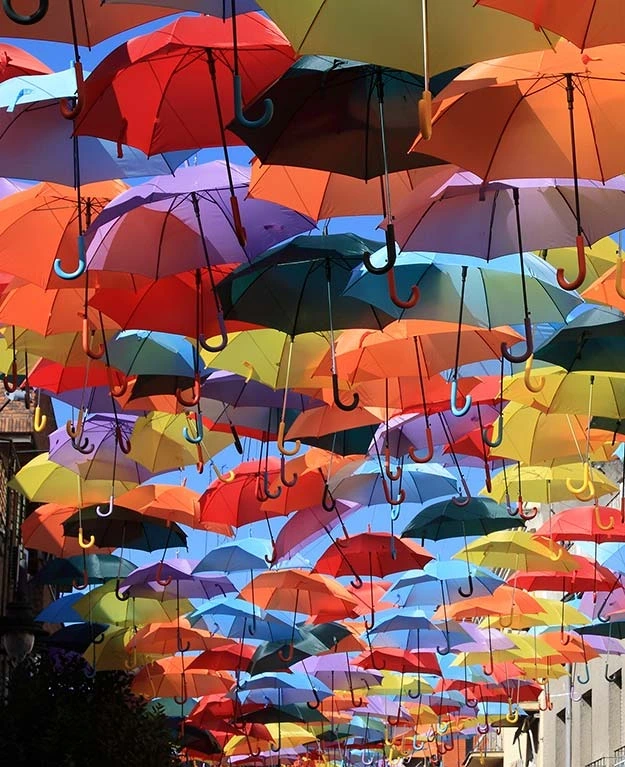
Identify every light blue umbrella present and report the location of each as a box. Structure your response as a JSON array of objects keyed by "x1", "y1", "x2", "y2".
[
  {"x1": 106, "y1": 330, "x2": 208, "y2": 378},
  {"x1": 193, "y1": 538, "x2": 272, "y2": 574},
  {"x1": 390, "y1": 561, "x2": 505, "y2": 606},
  {"x1": 188, "y1": 596, "x2": 294, "y2": 643},
  {"x1": 234, "y1": 671, "x2": 333, "y2": 706},
  {"x1": 0, "y1": 69, "x2": 193, "y2": 184}
]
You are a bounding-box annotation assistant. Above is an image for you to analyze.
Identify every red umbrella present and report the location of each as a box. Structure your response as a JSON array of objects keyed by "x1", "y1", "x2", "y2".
[
  {"x1": 354, "y1": 647, "x2": 440, "y2": 676},
  {"x1": 187, "y1": 642, "x2": 256, "y2": 673},
  {"x1": 0, "y1": 43, "x2": 51, "y2": 80},
  {"x1": 507, "y1": 554, "x2": 619, "y2": 594},
  {"x1": 313, "y1": 531, "x2": 433, "y2": 629},
  {"x1": 28, "y1": 358, "x2": 111, "y2": 393},
  {"x1": 535, "y1": 505, "x2": 625, "y2": 542}
]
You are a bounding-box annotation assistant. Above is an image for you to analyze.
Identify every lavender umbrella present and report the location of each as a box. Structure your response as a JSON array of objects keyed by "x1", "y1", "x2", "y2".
[
  {"x1": 119, "y1": 558, "x2": 236, "y2": 600},
  {"x1": 48, "y1": 413, "x2": 153, "y2": 484},
  {"x1": 86, "y1": 161, "x2": 315, "y2": 279},
  {"x1": 291, "y1": 654, "x2": 383, "y2": 692}
]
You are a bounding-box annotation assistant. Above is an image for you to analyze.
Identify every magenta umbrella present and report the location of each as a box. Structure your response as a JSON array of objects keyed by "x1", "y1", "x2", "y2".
[{"x1": 86, "y1": 161, "x2": 314, "y2": 279}]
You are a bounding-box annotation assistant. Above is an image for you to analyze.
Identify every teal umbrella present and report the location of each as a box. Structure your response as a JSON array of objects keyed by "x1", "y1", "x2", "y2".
[
  {"x1": 34, "y1": 553, "x2": 136, "y2": 588},
  {"x1": 401, "y1": 497, "x2": 522, "y2": 541},
  {"x1": 535, "y1": 305, "x2": 625, "y2": 373}
]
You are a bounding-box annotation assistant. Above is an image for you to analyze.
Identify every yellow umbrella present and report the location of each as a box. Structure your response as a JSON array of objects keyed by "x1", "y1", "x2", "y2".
[
  {"x1": 503, "y1": 366, "x2": 625, "y2": 419},
  {"x1": 9, "y1": 452, "x2": 136, "y2": 505},
  {"x1": 129, "y1": 411, "x2": 233, "y2": 474},
  {"x1": 488, "y1": 402, "x2": 617, "y2": 465},
  {"x1": 484, "y1": 462, "x2": 618, "y2": 504},
  {"x1": 73, "y1": 580, "x2": 193, "y2": 628},
  {"x1": 367, "y1": 673, "x2": 434, "y2": 697},
  {"x1": 224, "y1": 722, "x2": 317, "y2": 756},
  {"x1": 83, "y1": 626, "x2": 162, "y2": 671},
  {"x1": 540, "y1": 237, "x2": 618, "y2": 292},
  {"x1": 256, "y1": 0, "x2": 556, "y2": 76},
  {"x1": 452, "y1": 530, "x2": 578, "y2": 572},
  {"x1": 6, "y1": 326, "x2": 117, "y2": 367},
  {"x1": 200, "y1": 328, "x2": 335, "y2": 390},
  {"x1": 452, "y1": 633, "x2": 555, "y2": 668}
]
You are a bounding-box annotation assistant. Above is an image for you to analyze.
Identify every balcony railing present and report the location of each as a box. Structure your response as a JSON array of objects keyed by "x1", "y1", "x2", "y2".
[
  {"x1": 615, "y1": 746, "x2": 625, "y2": 766},
  {"x1": 586, "y1": 758, "x2": 617, "y2": 767}
]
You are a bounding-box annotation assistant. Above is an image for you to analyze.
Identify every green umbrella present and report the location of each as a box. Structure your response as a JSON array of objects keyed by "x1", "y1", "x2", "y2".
[
  {"x1": 577, "y1": 622, "x2": 625, "y2": 640},
  {"x1": 34, "y1": 554, "x2": 136, "y2": 588},
  {"x1": 401, "y1": 496, "x2": 522, "y2": 541},
  {"x1": 535, "y1": 306, "x2": 625, "y2": 373},
  {"x1": 237, "y1": 703, "x2": 330, "y2": 725},
  {"x1": 62, "y1": 507, "x2": 187, "y2": 553}
]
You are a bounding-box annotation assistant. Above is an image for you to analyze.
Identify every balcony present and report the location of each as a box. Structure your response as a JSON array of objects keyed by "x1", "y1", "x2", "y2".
[
  {"x1": 463, "y1": 730, "x2": 504, "y2": 767},
  {"x1": 615, "y1": 746, "x2": 625, "y2": 767}
]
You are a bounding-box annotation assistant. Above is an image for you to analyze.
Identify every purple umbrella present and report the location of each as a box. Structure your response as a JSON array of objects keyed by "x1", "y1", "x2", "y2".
[
  {"x1": 451, "y1": 624, "x2": 516, "y2": 653},
  {"x1": 86, "y1": 161, "x2": 315, "y2": 279},
  {"x1": 48, "y1": 386, "x2": 146, "y2": 415},
  {"x1": 48, "y1": 413, "x2": 153, "y2": 485},
  {"x1": 391, "y1": 175, "x2": 625, "y2": 259},
  {"x1": 292, "y1": 654, "x2": 383, "y2": 694},
  {"x1": 119, "y1": 558, "x2": 236, "y2": 601},
  {"x1": 201, "y1": 370, "x2": 324, "y2": 411},
  {"x1": 374, "y1": 406, "x2": 499, "y2": 459}
]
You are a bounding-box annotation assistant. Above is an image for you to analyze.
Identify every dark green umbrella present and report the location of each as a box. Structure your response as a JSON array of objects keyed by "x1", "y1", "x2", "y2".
[
  {"x1": 228, "y1": 55, "x2": 453, "y2": 180},
  {"x1": 237, "y1": 703, "x2": 329, "y2": 726},
  {"x1": 296, "y1": 425, "x2": 375, "y2": 456},
  {"x1": 577, "y1": 622, "x2": 625, "y2": 640},
  {"x1": 63, "y1": 507, "x2": 187, "y2": 553},
  {"x1": 401, "y1": 496, "x2": 522, "y2": 541},
  {"x1": 590, "y1": 416, "x2": 625, "y2": 441},
  {"x1": 535, "y1": 306, "x2": 625, "y2": 373},
  {"x1": 35, "y1": 554, "x2": 136, "y2": 588},
  {"x1": 217, "y1": 234, "x2": 391, "y2": 412}
]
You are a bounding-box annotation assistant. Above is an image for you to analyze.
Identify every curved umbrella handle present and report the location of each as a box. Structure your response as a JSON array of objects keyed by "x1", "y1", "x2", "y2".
[
  {"x1": 408, "y1": 678, "x2": 421, "y2": 699},
  {"x1": 476, "y1": 723, "x2": 490, "y2": 735},
  {"x1": 78, "y1": 527, "x2": 95, "y2": 549},
  {"x1": 234, "y1": 73, "x2": 273, "y2": 129},
  {"x1": 263, "y1": 470, "x2": 282, "y2": 499},
  {"x1": 419, "y1": 89, "x2": 433, "y2": 140},
  {"x1": 595, "y1": 504, "x2": 616, "y2": 531},
  {"x1": 616, "y1": 255, "x2": 625, "y2": 300},
  {"x1": 506, "y1": 699, "x2": 519, "y2": 724},
  {"x1": 362, "y1": 226, "x2": 397, "y2": 275},
  {"x1": 387, "y1": 267, "x2": 419, "y2": 309},
  {"x1": 519, "y1": 504, "x2": 539, "y2": 521},
  {"x1": 280, "y1": 455, "x2": 298, "y2": 487},
  {"x1": 277, "y1": 420, "x2": 300, "y2": 456},
  {"x1": 322, "y1": 481, "x2": 336, "y2": 512},
  {"x1": 482, "y1": 413, "x2": 503, "y2": 449},
  {"x1": 332, "y1": 373, "x2": 359, "y2": 411},
  {"x1": 155, "y1": 561, "x2": 172, "y2": 587},
  {"x1": 66, "y1": 408, "x2": 85, "y2": 440},
  {"x1": 384, "y1": 446, "x2": 402, "y2": 481},
  {"x1": 556, "y1": 235, "x2": 586, "y2": 291},
  {"x1": 575, "y1": 480, "x2": 596, "y2": 503},
  {"x1": 350, "y1": 573, "x2": 363, "y2": 589},
  {"x1": 196, "y1": 445, "x2": 205, "y2": 475},
  {"x1": 458, "y1": 574, "x2": 474, "y2": 599},
  {"x1": 60, "y1": 61, "x2": 84, "y2": 120},
  {"x1": 71, "y1": 434, "x2": 94, "y2": 455},
  {"x1": 176, "y1": 372, "x2": 201, "y2": 407},
  {"x1": 565, "y1": 463, "x2": 590, "y2": 496},
  {"x1": 466, "y1": 696, "x2": 479, "y2": 709},
  {"x1": 228, "y1": 423, "x2": 243, "y2": 455},
  {"x1": 72, "y1": 569, "x2": 89, "y2": 590},
  {"x1": 115, "y1": 578, "x2": 130, "y2": 602},
  {"x1": 183, "y1": 412, "x2": 204, "y2": 444},
  {"x1": 524, "y1": 354, "x2": 545, "y2": 393},
  {"x1": 33, "y1": 405, "x2": 47, "y2": 432},
  {"x1": 2, "y1": 358, "x2": 18, "y2": 393},
  {"x1": 408, "y1": 425, "x2": 434, "y2": 464},
  {"x1": 277, "y1": 643, "x2": 294, "y2": 662},
  {"x1": 82, "y1": 316, "x2": 104, "y2": 360},
  {"x1": 115, "y1": 424, "x2": 132, "y2": 454},
  {"x1": 265, "y1": 541, "x2": 278, "y2": 566},
  {"x1": 95, "y1": 496, "x2": 114, "y2": 518},
  {"x1": 382, "y1": 477, "x2": 405, "y2": 506},
  {"x1": 451, "y1": 474, "x2": 471, "y2": 507},
  {"x1": 437, "y1": 634, "x2": 451, "y2": 656},
  {"x1": 501, "y1": 316, "x2": 534, "y2": 364},
  {"x1": 450, "y1": 378, "x2": 471, "y2": 417},
  {"x1": 199, "y1": 311, "x2": 228, "y2": 352},
  {"x1": 255, "y1": 474, "x2": 268, "y2": 503},
  {"x1": 214, "y1": 463, "x2": 235, "y2": 483},
  {"x1": 55, "y1": 233, "x2": 86, "y2": 280},
  {"x1": 230, "y1": 194, "x2": 247, "y2": 248},
  {"x1": 2, "y1": 0, "x2": 48, "y2": 24},
  {"x1": 106, "y1": 367, "x2": 128, "y2": 398},
  {"x1": 577, "y1": 663, "x2": 590, "y2": 686},
  {"x1": 306, "y1": 687, "x2": 321, "y2": 710}
]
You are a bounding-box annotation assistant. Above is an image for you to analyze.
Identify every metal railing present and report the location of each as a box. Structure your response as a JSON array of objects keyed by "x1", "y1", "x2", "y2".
[
  {"x1": 614, "y1": 746, "x2": 625, "y2": 766},
  {"x1": 586, "y1": 758, "x2": 617, "y2": 767}
]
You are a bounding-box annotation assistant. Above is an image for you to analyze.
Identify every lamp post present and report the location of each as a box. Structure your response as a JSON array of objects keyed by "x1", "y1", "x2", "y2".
[{"x1": 0, "y1": 599, "x2": 47, "y2": 665}]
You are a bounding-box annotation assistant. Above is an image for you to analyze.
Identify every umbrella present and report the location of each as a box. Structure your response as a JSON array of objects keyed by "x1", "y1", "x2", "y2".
[
  {"x1": 0, "y1": 68, "x2": 193, "y2": 184},
  {"x1": 473, "y1": 0, "x2": 621, "y2": 49},
  {"x1": 254, "y1": 1, "x2": 556, "y2": 76},
  {"x1": 535, "y1": 506, "x2": 625, "y2": 544},
  {"x1": 119, "y1": 559, "x2": 236, "y2": 601},
  {"x1": 401, "y1": 497, "x2": 522, "y2": 541},
  {"x1": 34, "y1": 553, "x2": 135, "y2": 588},
  {"x1": 21, "y1": 503, "x2": 115, "y2": 558},
  {"x1": 0, "y1": 42, "x2": 49, "y2": 78},
  {"x1": 453, "y1": 531, "x2": 578, "y2": 573},
  {"x1": 132, "y1": 656, "x2": 234, "y2": 700},
  {"x1": 391, "y1": 561, "x2": 505, "y2": 607},
  {"x1": 62, "y1": 506, "x2": 187, "y2": 552},
  {"x1": 86, "y1": 161, "x2": 315, "y2": 280},
  {"x1": 507, "y1": 555, "x2": 620, "y2": 595},
  {"x1": 45, "y1": 622, "x2": 110, "y2": 654},
  {"x1": 128, "y1": 618, "x2": 234, "y2": 656}
]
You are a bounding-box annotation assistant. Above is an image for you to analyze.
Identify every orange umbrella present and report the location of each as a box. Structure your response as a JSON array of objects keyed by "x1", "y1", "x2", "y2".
[
  {"x1": 248, "y1": 158, "x2": 456, "y2": 219},
  {"x1": 474, "y1": 0, "x2": 623, "y2": 49},
  {"x1": 187, "y1": 643, "x2": 256, "y2": 672},
  {"x1": 354, "y1": 647, "x2": 441, "y2": 676},
  {"x1": 239, "y1": 569, "x2": 360, "y2": 620},
  {"x1": 583, "y1": 263, "x2": 625, "y2": 312},
  {"x1": 0, "y1": 42, "x2": 51, "y2": 78},
  {"x1": 0, "y1": 283, "x2": 121, "y2": 336},
  {"x1": 127, "y1": 618, "x2": 232, "y2": 656},
  {"x1": 114, "y1": 483, "x2": 232, "y2": 536},
  {"x1": 314, "y1": 321, "x2": 521, "y2": 384},
  {"x1": 21, "y1": 502, "x2": 113, "y2": 557},
  {"x1": 131, "y1": 656, "x2": 234, "y2": 700},
  {"x1": 0, "y1": 180, "x2": 127, "y2": 290},
  {"x1": 286, "y1": 402, "x2": 385, "y2": 441},
  {"x1": 540, "y1": 631, "x2": 601, "y2": 665},
  {"x1": 114, "y1": 376, "x2": 185, "y2": 415},
  {"x1": 436, "y1": 585, "x2": 546, "y2": 622}
]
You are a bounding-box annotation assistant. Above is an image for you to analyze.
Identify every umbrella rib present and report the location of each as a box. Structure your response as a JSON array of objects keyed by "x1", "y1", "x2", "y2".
[
  {"x1": 574, "y1": 75, "x2": 606, "y2": 183},
  {"x1": 551, "y1": 185, "x2": 591, "y2": 247}
]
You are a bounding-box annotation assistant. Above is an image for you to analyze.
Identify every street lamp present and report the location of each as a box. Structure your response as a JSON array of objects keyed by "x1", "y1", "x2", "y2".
[{"x1": 0, "y1": 600, "x2": 47, "y2": 665}]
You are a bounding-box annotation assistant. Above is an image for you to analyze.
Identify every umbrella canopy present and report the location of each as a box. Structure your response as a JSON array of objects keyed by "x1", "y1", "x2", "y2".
[
  {"x1": 535, "y1": 506, "x2": 625, "y2": 543},
  {"x1": 34, "y1": 553, "x2": 135, "y2": 587},
  {"x1": 401, "y1": 497, "x2": 522, "y2": 541},
  {"x1": 453, "y1": 530, "x2": 578, "y2": 573}
]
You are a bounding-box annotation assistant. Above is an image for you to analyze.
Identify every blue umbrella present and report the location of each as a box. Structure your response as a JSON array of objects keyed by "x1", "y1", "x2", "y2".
[
  {"x1": 390, "y1": 561, "x2": 505, "y2": 606},
  {"x1": 188, "y1": 596, "x2": 294, "y2": 643},
  {"x1": 193, "y1": 538, "x2": 272, "y2": 574},
  {"x1": 0, "y1": 69, "x2": 193, "y2": 184},
  {"x1": 106, "y1": 331, "x2": 208, "y2": 378},
  {"x1": 35, "y1": 592, "x2": 84, "y2": 623},
  {"x1": 235, "y1": 671, "x2": 333, "y2": 707}
]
